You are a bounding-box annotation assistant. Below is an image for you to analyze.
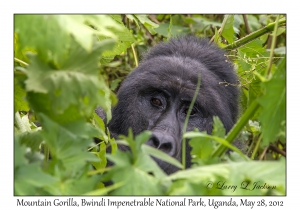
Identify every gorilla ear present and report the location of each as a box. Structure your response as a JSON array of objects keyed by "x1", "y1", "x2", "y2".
[{"x1": 95, "y1": 107, "x2": 107, "y2": 124}]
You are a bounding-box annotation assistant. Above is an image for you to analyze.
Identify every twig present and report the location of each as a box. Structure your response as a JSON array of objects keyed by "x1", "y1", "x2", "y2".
[
  {"x1": 242, "y1": 14, "x2": 251, "y2": 34},
  {"x1": 259, "y1": 146, "x2": 269, "y2": 160},
  {"x1": 269, "y1": 144, "x2": 286, "y2": 157},
  {"x1": 14, "y1": 57, "x2": 28, "y2": 66}
]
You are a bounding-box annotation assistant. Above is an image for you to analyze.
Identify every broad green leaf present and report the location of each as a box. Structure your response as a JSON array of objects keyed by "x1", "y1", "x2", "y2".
[
  {"x1": 258, "y1": 57, "x2": 286, "y2": 146},
  {"x1": 15, "y1": 163, "x2": 58, "y2": 195},
  {"x1": 15, "y1": 15, "x2": 69, "y2": 65},
  {"x1": 212, "y1": 116, "x2": 226, "y2": 138},
  {"x1": 17, "y1": 130, "x2": 43, "y2": 152},
  {"x1": 155, "y1": 23, "x2": 190, "y2": 37},
  {"x1": 110, "y1": 165, "x2": 164, "y2": 195},
  {"x1": 91, "y1": 142, "x2": 107, "y2": 170},
  {"x1": 106, "y1": 151, "x2": 164, "y2": 195},
  {"x1": 83, "y1": 182, "x2": 124, "y2": 195},
  {"x1": 221, "y1": 15, "x2": 235, "y2": 43},
  {"x1": 248, "y1": 79, "x2": 262, "y2": 108},
  {"x1": 189, "y1": 133, "x2": 215, "y2": 162},
  {"x1": 14, "y1": 112, "x2": 31, "y2": 133},
  {"x1": 134, "y1": 15, "x2": 159, "y2": 35},
  {"x1": 105, "y1": 130, "x2": 169, "y2": 195},
  {"x1": 135, "y1": 131, "x2": 152, "y2": 152},
  {"x1": 110, "y1": 78, "x2": 122, "y2": 91},
  {"x1": 126, "y1": 15, "x2": 140, "y2": 27},
  {"x1": 14, "y1": 75, "x2": 29, "y2": 112},
  {"x1": 143, "y1": 145, "x2": 183, "y2": 169},
  {"x1": 99, "y1": 16, "x2": 135, "y2": 64},
  {"x1": 246, "y1": 15, "x2": 263, "y2": 31},
  {"x1": 58, "y1": 15, "x2": 122, "y2": 52},
  {"x1": 185, "y1": 132, "x2": 248, "y2": 160},
  {"x1": 25, "y1": 38, "x2": 115, "y2": 117},
  {"x1": 14, "y1": 15, "x2": 122, "y2": 64},
  {"x1": 39, "y1": 114, "x2": 99, "y2": 171},
  {"x1": 44, "y1": 174, "x2": 102, "y2": 195},
  {"x1": 239, "y1": 39, "x2": 267, "y2": 57},
  {"x1": 164, "y1": 161, "x2": 285, "y2": 195},
  {"x1": 14, "y1": 135, "x2": 28, "y2": 167},
  {"x1": 119, "y1": 130, "x2": 151, "y2": 161}
]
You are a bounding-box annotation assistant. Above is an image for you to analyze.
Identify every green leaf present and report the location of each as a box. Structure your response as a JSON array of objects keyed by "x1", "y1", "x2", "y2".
[
  {"x1": 15, "y1": 15, "x2": 69, "y2": 64},
  {"x1": 165, "y1": 161, "x2": 285, "y2": 195},
  {"x1": 14, "y1": 112, "x2": 31, "y2": 133},
  {"x1": 258, "y1": 57, "x2": 286, "y2": 146},
  {"x1": 14, "y1": 15, "x2": 122, "y2": 64},
  {"x1": 91, "y1": 142, "x2": 107, "y2": 170},
  {"x1": 14, "y1": 75, "x2": 29, "y2": 112},
  {"x1": 17, "y1": 130, "x2": 43, "y2": 152},
  {"x1": 44, "y1": 173, "x2": 103, "y2": 195},
  {"x1": 106, "y1": 151, "x2": 164, "y2": 195},
  {"x1": 24, "y1": 38, "x2": 115, "y2": 117},
  {"x1": 83, "y1": 182, "x2": 124, "y2": 195},
  {"x1": 14, "y1": 135, "x2": 28, "y2": 168},
  {"x1": 167, "y1": 179, "x2": 222, "y2": 195},
  {"x1": 212, "y1": 116, "x2": 226, "y2": 138},
  {"x1": 239, "y1": 39, "x2": 267, "y2": 57},
  {"x1": 100, "y1": 17, "x2": 135, "y2": 64},
  {"x1": 155, "y1": 23, "x2": 190, "y2": 37},
  {"x1": 185, "y1": 132, "x2": 248, "y2": 160},
  {"x1": 15, "y1": 163, "x2": 58, "y2": 195},
  {"x1": 105, "y1": 131, "x2": 169, "y2": 195},
  {"x1": 134, "y1": 15, "x2": 159, "y2": 35},
  {"x1": 189, "y1": 133, "x2": 215, "y2": 162},
  {"x1": 39, "y1": 114, "x2": 99, "y2": 171},
  {"x1": 93, "y1": 112, "x2": 109, "y2": 143},
  {"x1": 248, "y1": 79, "x2": 262, "y2": 108},
  {"x1": 110, "y1": 166, "x2": 164, "y2": 195},
  {"x1": 143, "y1": 145, "x2": 183, "y2": 169},
  {"x1": 119, "y1": 130, "x2": 151, "y2": 161},
  {"x1": 221, "y1": 15, "x2": 235, "y2": 43},
  {"x1": 126, "y1": 15, "x2": 140, "y2": 27}
]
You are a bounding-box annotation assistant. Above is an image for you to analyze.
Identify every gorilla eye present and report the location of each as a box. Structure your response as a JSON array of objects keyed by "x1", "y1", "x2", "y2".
[
  {"x1": 184, "y1": 108, "x2": 197, "y2": 116},
  {"x1": 151, "y1": 98, "x2": 163, "y2": 107}
]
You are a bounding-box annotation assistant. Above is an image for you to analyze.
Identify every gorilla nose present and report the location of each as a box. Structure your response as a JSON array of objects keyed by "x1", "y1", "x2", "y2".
[{"x1": 147, "y1": 133, "x2": 176, "y2": 156}]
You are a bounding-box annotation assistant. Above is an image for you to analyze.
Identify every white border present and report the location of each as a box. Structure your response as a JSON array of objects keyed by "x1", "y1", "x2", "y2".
[{"x1": 1, "y1": 1, "x2": 297, "y2": 208}]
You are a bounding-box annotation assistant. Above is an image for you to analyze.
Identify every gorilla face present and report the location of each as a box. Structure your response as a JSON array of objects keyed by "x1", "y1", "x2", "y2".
[{"x1": 104, "y1": 36, "x2": 239, "y2": 174}]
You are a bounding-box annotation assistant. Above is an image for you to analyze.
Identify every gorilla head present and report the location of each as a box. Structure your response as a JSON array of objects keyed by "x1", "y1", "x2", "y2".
[{"x1": 98, "y1": 35, "x2": 239, "y2": 174}]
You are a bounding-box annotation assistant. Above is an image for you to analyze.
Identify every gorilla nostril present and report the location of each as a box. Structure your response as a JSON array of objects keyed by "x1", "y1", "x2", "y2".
[
  {"x1": 151, "y1": 136, "x2": 160, "y2": 148},
  {"x1": 160, "y1": 142, "x2": 172, "y2": 153},
  {"x1": 148, "y1": 135, "x2": 174, "y2": 155}
]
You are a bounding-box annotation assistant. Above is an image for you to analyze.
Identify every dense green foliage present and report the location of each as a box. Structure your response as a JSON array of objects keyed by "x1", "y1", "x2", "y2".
[{"x1": 14, "y1": 14, "x2": 286, "y2": 195}]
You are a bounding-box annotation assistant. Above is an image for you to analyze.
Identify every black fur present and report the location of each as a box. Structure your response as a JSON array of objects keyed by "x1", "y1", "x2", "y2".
[{"x1": 97, "y1": 35, "x2": 239, "y2": 174}]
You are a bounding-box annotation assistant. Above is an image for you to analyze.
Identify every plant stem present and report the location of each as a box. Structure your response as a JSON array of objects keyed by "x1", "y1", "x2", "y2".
[
  {"x1": 14, "y1": 57, "x2": 28, "y2": 66},
  {"x1": 251, "y1": 134, "x2": 262, "y2": 159},
  {"x1": 131, "y1": 44, "x2": 138, "y2": 67},
  {"x1": 266, "y1": 15, "x2": 280, "y2": 76},
  {"x1": 182, "y1": 73, "x2": 201, "y2": 169},
  {"x1": 210, "y1": 14, "x2": 231, "y2": 43},
  {"x1": 223, "y1": 18, "x2": 286, "y2": 51},
  {"x1": 212, "y1": 99, "x2": 260, "y2": 158}
]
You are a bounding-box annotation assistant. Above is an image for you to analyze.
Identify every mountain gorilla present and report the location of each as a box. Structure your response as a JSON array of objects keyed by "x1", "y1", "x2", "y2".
[{"x1": 96, "y1": 35, "x2": 239, "y2": 174}]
